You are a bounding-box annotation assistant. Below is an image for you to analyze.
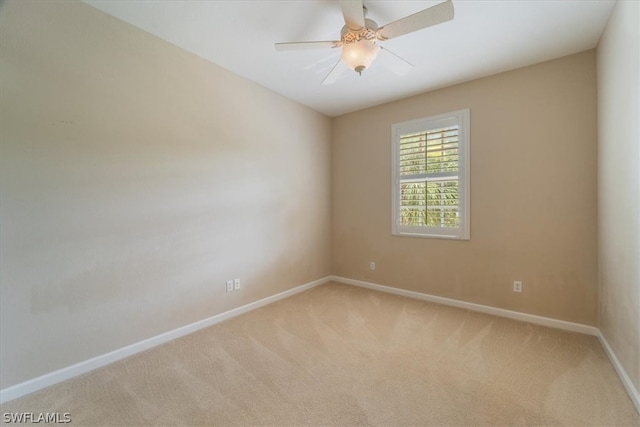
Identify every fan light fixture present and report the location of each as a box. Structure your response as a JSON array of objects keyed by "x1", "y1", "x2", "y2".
[
  {"x1": 341, "y1": 40, "x2": 380, "y2": 75},
  {"x1": 275, "y1": 0, "x2": 455, "y2": 85}
]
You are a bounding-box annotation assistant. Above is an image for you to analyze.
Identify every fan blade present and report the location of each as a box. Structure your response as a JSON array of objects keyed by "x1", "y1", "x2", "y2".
[
  {"x1": 275, "y1": 41, "x2": 341, "y2": 51},
  {"x1": 322, "y1": 60, "x2": 348, "y2": 85},
  {"x1": 378, "y1": 47, "x2": 413, "y2": 76},
  {"x1": 339, "y1": 0, "x2": 365, "y2": 30},
  {"x1": 377, "y1": 0, "x2": 454, "y2": 41}
]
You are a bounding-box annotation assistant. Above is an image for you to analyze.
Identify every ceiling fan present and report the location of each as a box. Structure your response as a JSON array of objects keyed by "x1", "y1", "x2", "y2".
[{"x1": 275, "y1": 0, "x2": 455, "y2": 85}]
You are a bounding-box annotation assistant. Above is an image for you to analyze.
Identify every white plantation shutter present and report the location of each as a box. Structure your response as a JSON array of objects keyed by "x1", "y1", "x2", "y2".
[{"x1": 392, "y1": 109, "x2": 470, "y2": 239}]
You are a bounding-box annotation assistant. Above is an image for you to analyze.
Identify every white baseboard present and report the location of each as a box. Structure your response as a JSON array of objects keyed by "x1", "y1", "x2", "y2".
[
  {"x1": 0, "y1": 276, "x2": 331, "y2": 404},
  {"x1": 597, "y1": 331, "x2": 640, "y2": 414},
  {"x1": 330, "y1": 276, "x2": 598, "y2": 335},
  {"x1": 4, "y1": 275, "x2": 638, "y2": 417},
  {"x1": 330, "y1": 275, "x2": 640, "y2": 415}
]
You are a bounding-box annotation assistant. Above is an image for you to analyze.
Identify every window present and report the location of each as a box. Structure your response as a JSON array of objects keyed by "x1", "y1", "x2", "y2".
[{"x1": 392, "y1": 109, "x2": 470, "y2": 239}]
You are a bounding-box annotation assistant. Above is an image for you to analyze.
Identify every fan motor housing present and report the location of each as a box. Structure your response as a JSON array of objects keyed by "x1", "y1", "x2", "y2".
[{"x1": 340, "y1": 18, "x2": 378, "y2": 44}]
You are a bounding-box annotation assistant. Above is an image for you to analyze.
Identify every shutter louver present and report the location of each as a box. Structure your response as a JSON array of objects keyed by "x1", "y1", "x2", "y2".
[{"x1": 398, "y1": 126, "x2": 460, "y2": 228}]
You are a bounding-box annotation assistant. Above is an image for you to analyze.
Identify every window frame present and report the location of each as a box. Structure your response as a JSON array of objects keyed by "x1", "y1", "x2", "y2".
[{"x1": 391, "y1": 108, "x2": 470, "y2": 240}]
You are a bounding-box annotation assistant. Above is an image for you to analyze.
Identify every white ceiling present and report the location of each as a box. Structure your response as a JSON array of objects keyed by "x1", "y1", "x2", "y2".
[{"x1": 84, "y1": 0, "x2": 615, "y2": 117}]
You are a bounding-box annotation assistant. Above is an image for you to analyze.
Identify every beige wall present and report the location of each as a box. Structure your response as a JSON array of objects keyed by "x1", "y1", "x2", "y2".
[
  {"x1": 597, "y1": 0, "x2": 640, "y2": 392},
  {"x1": 0, "y1": 1, "x2": 331, "y2": 389},
  {"x1": 332, "y1": 51, "x2": 598, "y2": 325}
]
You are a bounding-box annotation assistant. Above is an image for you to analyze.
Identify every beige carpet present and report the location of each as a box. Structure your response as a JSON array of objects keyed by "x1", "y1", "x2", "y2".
[{"x1": 2, "y1": 282, "x2": 638, "y2": 426}]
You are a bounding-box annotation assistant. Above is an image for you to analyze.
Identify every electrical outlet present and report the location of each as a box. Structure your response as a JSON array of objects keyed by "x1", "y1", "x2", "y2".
[
  {"x1": 513, "y1": 281, "x2": 523, "y2": 293},
  {"x1": 226, "y1": 280, "x2": 234, "y2": 292},
  {"x1": 370, "y1": 262, "x2": 376, "y2": 271},
  {"x1": 234, "y1": 278, "x2": 240, "y2": 290}
]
